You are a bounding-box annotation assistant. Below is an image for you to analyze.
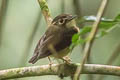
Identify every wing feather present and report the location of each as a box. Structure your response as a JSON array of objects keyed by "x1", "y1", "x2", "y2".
[{"x1": 29, "y1": 26, "x2": 60, "y2": 64}]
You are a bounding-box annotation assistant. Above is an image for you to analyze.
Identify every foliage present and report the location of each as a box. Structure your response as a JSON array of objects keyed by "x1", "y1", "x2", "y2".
[{"x1": 70, "y1": 14, "x2": 120, "y2": 49}]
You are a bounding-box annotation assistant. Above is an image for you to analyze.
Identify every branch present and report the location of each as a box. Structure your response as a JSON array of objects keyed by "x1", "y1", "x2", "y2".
[
  {"x1": 97, "y1": 42, "x2": 120, "y2": 80},
  {"x1": 0, "y1": 63, "x2": 120, "y2": 80},
  {"x1": 74, "y1": 0, "x2": 109, "y2": 80},
  {"x1": 38, "y1": 0, "x2": 52, "y2": 25}
]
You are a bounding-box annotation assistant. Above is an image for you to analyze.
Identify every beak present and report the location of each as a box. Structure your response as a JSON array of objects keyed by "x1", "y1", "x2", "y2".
[{"x1": 68, "y1": 15, "x2": 77, "y2": 21}]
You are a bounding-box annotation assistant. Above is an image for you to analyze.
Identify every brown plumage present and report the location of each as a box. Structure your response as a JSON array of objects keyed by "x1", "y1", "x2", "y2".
[{"x1": 29, "y1": 14, "x2": 79, "y2": 64}]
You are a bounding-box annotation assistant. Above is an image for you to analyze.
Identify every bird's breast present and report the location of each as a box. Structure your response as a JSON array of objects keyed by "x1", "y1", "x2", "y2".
[{"x1": 50, "y1": 27, "x2": 78, "y2": 58}]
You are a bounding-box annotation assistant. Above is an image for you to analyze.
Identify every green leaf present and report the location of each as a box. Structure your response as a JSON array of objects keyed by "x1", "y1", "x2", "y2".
[
  {"x1": 70, "y1": 34, "x2": 86, "y2": 50},
  {"x1": 114, "y1": 14, "x2": 120, "y2": 22},
  {"x1": 79, "y1": 26, "x2": 91, "y2": 35},
  {"x1": 72, "y1": 33, "x2": 79, "y2": 43},
  {"x1": 96, "y1": 30, "x2": 107, "y2": 38},
  {"x1": 77, "y1": 38, "x2": 86, "y2": 44},
  {"x1": 80, "y1": 14, "x2": 120, "y2": 37},
  {"x1": 99, "y1": 21, "x2": 116, "y2": 30},
  {"x1": 70, "y1": 14, "x2": 120, "y2": 49}
]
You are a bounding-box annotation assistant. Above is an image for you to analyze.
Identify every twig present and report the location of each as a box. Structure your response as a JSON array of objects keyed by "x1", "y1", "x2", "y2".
[
  {"x1": 73, "y1": 0, "x2": 109, "y2": 80},
  {"x1": 86, "y1": 57, "x2": 94, "y2": 80},
  {"x1": 38, "y1": 0, "x2": 52, "y2": 25},
  {"x1": 0, "y1": 63, "x2": 120, "y2": 80}
]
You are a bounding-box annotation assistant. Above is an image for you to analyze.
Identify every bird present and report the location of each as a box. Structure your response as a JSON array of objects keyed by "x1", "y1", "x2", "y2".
[{"x1": 29, "y1": 14, "x2": 79, "y2": 64}]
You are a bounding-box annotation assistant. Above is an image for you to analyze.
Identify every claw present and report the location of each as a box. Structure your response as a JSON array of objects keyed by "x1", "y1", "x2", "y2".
[{"x1": 62, "y1": 56, "x2": 71, "y2": 64}]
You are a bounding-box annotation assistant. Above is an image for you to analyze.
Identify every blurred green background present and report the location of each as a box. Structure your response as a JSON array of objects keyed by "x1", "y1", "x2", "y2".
[{"x1": 0, "y1": 0, "x2": 120, "y2": 80}]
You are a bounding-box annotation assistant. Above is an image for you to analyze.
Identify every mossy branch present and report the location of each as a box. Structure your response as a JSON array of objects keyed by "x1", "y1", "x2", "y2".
[
  {"x1": 38, "y1": 0, "x2": 52, "y2": 25},
  {"x1": 0, "y1": 63, "x2": 120, "y2": 80}
]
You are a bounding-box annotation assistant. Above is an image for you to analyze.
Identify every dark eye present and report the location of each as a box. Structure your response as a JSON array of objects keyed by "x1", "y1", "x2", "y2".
[{"x1": 58, "y1": 19, "x2": 65, "y2": 24}]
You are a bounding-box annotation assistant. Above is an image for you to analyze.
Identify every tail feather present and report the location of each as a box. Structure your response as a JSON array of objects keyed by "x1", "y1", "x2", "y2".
[
  {"x1": 29, "y1": 53, "x2": 39, "y2": 64},
  {"x1": 29, "y1": 51, "x2": 51, "y2": 64}
]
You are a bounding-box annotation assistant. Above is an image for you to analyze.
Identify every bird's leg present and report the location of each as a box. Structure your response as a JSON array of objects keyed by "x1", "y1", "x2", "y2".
[
  {"x1": 48, "y1": 56, "x2": 53, "y2": 65},
  {"x1": 61, "y1": 56, "x2": 71, "y2": 64},
  {"x1": 48, "y1": 44, "x2": 59, "y2": 57},
  {"x1": 48, "y1": 44, "x2": 63, "y2": 64}
]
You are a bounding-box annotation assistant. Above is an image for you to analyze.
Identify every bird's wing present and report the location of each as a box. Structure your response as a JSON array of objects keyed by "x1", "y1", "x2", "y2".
[
  {"x1": 28, "y1": 35, "x2": 54, "y2": 64},
  {"x1": 29, "y1": 26, "x2": 60, "y2": 64}
]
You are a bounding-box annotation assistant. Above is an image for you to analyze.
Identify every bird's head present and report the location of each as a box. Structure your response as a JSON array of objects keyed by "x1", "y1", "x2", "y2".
[{"x1": 51, "y1": 14, "x2": 77, "y2": 27}]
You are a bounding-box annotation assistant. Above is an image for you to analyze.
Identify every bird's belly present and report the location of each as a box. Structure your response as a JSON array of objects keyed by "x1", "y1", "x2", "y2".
[{"x1": 50, "y1": 47, "x2": 70, "y2": 58}]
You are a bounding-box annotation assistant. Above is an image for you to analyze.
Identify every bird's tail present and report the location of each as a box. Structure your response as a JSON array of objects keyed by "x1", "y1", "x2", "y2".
[
  {"x1": 29, "y1": 51, "x2": 51, "y2": 64},
  {"x1": 28, "y1": 52, "x2": 39, "y2": 64}
]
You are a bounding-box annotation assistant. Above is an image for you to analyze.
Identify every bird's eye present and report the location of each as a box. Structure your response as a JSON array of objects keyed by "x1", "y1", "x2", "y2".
[{"x1": 58, "y1": 19, "x2": 65, "y2": 24}]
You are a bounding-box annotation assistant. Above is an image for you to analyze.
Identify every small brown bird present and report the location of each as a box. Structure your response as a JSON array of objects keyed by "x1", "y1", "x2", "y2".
[{"x1": 29, "y1": 14, "x2": 79, "y2": 64}]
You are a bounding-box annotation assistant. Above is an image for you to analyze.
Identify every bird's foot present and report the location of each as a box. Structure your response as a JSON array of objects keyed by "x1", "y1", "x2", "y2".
[
  {"x1": 62, "y1": 56, "x2": 71, "y2": 64},
  {"x1": 49, "y1": 62, "x2": 53, "y2": 66}
]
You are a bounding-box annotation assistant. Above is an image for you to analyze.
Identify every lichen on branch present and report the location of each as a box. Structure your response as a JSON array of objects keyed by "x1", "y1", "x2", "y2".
[{"x1": 0, "y1": 63, "x2": 120, "y2": 80}]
